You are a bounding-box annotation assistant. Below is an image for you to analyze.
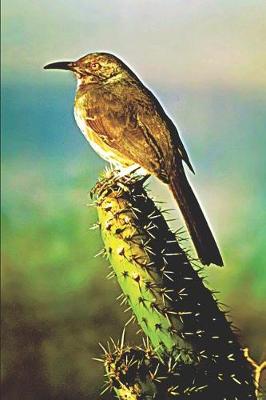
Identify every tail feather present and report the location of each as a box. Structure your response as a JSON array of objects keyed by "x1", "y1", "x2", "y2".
[{"x1": 169, "y1": 169, "x2": 223, "y2": 266}]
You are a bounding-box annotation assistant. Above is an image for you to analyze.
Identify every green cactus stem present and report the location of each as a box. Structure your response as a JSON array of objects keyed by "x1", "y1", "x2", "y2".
[
  {"x1": 102, "y1": 341, "x2": 205, "y2": 400},
  {"x1": 93, "y1": 173, "x2": 196, "y2": 364},
  {"x1": 92, "y1": 170, "x2": 257, "y2": 399}
]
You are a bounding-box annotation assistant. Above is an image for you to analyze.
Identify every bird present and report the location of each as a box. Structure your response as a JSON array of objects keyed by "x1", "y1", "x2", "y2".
[{"x1": 44, "y1": 52, "x2": 223, "y2": 266}]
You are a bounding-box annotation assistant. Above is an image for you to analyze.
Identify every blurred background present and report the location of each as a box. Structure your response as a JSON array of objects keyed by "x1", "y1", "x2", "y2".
[{"x1": 1, "y1": 0, "x2": 266, "y2": 398}]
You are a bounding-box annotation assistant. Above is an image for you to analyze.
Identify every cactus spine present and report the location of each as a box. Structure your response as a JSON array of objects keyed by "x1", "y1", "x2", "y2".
[{"x1": 93, "y1": 171, "x2": 257, "y2": 399}]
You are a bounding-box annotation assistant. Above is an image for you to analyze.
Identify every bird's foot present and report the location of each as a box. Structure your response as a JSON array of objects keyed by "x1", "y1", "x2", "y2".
[{"x1": 115, "y1": 164, "x2": 142, "y2": 179}]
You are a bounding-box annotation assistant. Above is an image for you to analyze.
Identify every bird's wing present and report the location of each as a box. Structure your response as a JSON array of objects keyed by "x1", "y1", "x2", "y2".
[
  {"x1": 84, "y1": 92, "x2": 170, "y2": 180},
  {"x1": 163, "y1": 114, "x2": 195, "y2": 174},
  {"x1": 141, "y1": 86, "x2": 195, "y2": 174},
  {"x1": 84, "y1": 85, "x2": 193, "y2": 179}
]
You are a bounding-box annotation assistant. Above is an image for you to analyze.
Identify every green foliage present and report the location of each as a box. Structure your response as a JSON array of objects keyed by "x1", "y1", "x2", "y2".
[
  {"x1": 1, "y1": 162, "x2": 125, "y2": 400},
  {"x1": 2, "y1": 159, "x2": 265, "y2": 399}
]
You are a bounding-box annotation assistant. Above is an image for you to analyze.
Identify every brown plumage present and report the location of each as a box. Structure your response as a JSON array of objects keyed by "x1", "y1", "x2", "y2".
[{"x1": 44, "y1": 52, "x2": 223, "y2": 266}]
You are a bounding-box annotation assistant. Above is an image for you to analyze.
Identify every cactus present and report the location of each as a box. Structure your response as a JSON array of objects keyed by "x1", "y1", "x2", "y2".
[
  {"x1": 103, "y1": 339, "x2": 205, "y2": 400},
  {"x1": 92, "y1": 170, "x2": 257, "y2": 399}
]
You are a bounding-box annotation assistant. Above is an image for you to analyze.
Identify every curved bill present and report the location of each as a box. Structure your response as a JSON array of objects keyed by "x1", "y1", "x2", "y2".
[{"x1": 44, "y1": 61, "x2": 72, "y2": 70}]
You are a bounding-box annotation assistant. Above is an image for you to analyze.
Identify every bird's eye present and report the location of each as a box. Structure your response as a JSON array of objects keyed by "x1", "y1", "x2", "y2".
[{"x1": 90, "y1": 62, "x2": 101, "y2": 70}]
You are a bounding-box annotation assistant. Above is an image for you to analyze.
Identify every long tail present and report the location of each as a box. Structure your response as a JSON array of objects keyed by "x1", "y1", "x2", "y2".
[{"x1": 169, "y1": 168, "x2": 223, "y2": 266}]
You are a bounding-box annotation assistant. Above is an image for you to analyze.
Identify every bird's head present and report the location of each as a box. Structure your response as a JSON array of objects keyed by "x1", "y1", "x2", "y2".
[{"x1": 44, "y1": 52, "x2": 130, "y2": 84}]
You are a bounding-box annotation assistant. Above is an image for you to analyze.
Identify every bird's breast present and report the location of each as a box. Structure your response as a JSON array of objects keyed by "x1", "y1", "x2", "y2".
[
  {"x1": 74, "y1": 105, "x2": 108, "y2": 157},
  {"x1": 74, "y1": 106, "x2": 89, "y2": 137},
  {"x1": 73, "y1": 103, "x2": 134, "y2": 168}
]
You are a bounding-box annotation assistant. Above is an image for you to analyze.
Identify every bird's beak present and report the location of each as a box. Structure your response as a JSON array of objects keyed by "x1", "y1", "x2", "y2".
[{"x1": 43, "y1": 61, "x2": 74, "y2": 71}]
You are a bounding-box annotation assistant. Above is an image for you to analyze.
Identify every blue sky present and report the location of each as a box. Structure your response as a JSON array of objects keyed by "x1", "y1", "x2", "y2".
[{"x1": 2, "y1": 0, "x2": 266, "y2": 89}]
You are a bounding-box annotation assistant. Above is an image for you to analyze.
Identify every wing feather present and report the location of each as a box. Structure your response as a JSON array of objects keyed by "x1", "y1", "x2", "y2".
[{"x1": 81, "y1": 82, "x2": 193, "y2": 179}]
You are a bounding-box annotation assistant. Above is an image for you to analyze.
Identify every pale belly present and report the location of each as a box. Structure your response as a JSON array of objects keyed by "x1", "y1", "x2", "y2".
[{"x1": 74, "y1": 107, "x2": 137, "y2": 170}]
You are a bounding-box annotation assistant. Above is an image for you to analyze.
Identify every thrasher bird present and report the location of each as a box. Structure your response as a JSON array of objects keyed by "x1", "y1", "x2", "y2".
[{"x1": 44, "y1": 52, "x2": 223, "y2": 266}]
